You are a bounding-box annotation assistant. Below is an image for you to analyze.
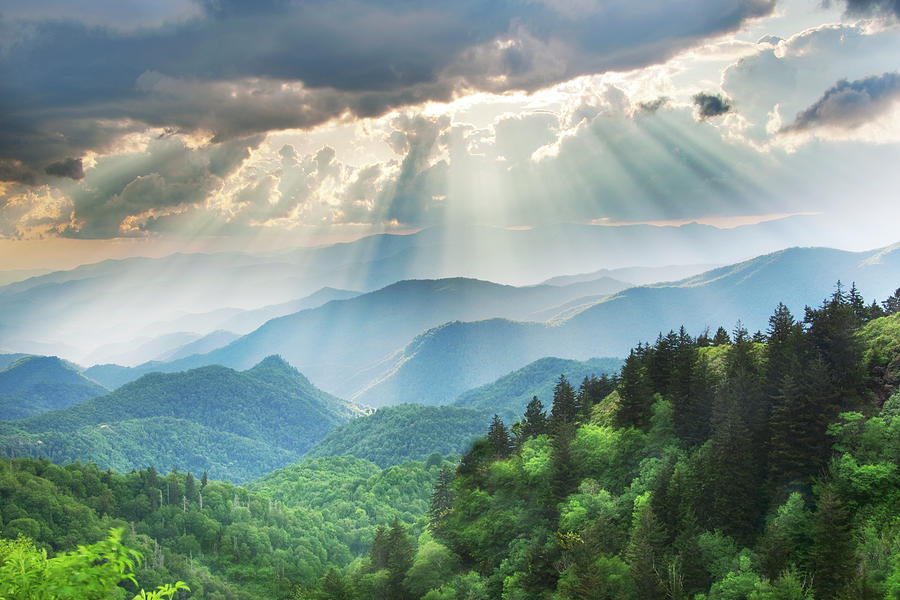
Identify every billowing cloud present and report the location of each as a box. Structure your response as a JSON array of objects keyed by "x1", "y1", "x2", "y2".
[
  {"x1": 783, "y1": 72, "x2": 900, "y2": 132},
  {"x1": 0, "y1": 0, "x2": 775, "y2": 181},
  {"x1": 721, "y1": 22, "x2": 900, "y2": 143},
  {"x1": 693, "y1": 92, "x2": 733, "y2": 118},
  {"x1": 55, "y1": 134, "x2": 262, "y2": 238}
]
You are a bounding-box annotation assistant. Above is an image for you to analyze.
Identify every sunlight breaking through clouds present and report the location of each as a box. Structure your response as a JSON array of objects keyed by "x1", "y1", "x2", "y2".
[{"x1": 0, "y1": 0, "x2": 898, "y2": 257}]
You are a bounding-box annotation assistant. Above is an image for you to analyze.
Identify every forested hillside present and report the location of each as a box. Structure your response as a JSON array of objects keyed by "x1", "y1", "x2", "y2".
[
  {"x1": 304, "y1": 405, "x2": 488, "y2": 467},
  {"x1": 0, "y1": 355, "x2": 107, "y2": 419},
  {"x1": 0, "y1": 356, "x2": 362, "y2": 481},
  {"x1": 293, "y1": 284, "x2": 900, "y2": 599},
  {"x1": 0, "y1": 455, "x2": 449, "y2": 598}
]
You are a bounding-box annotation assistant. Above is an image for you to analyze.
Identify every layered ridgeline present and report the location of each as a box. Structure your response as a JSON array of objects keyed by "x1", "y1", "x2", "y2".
[
  {"x1": 70, "y1": 244, "x2": 900, "y2": 410},
  {"x1": 0, "y1": 356, "x2": 362, "y2": 482},
  {"x1": 1, "y1": 220, "x2": 813, "y2": 362},
  {"x1": 355, "y1": 244, "x2": 900, "y2": 406},
  {"x1": 293, "y1": 286, "x2": 900, "y2": 600},
  {"x1": 84, "y1": 276, "x2": 629, "y2": 396},
  {"x1": 304, "y1": 358, "x2": 621, "y2": 467},
  {"x1": 0, "y1": 355, "x2": 107, "y2": 420},
  {"x1": 0, "y1": 454, "x2": 449, "y2": 599}
]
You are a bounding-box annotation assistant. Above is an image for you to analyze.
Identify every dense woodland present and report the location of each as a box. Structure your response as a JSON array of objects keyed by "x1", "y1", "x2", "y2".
[{"x1": 1, "y1": 283, "x2": 900, "y2": 599}]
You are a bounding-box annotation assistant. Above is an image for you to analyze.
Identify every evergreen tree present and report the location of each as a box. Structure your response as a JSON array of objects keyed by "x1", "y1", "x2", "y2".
[
  {"x1": 200, "y1": 471, "x2": 208, "y2": 489},
  {"x1": 317, "y1": 568, "x2": 351, "y2": 600},
  {"x1": 184, "y1": 472, "x2": 196, "y2": 502},
  {"x1": 521, "y1": 396, "x2": 548, "y2": 439},
  {"x1": 883, "y1": 287, "x2": 900, "y2": 315},
  {"x1": 712, "y1": 326, "x2": 731, "y2": 346},
  {"x1": 386, "y1": 519, "x2": 414, "y2": 600},
  {"x1": 848, "y1": 282, "x2": 868, "y2": 322},
  {"x1": 428, "y1": 467, "x2": 454, "y2": 532},
  {"x1": 647, "y1": 331, "x2": 678, "y2": 394},
  {"x1": 167, "y1": 470, "x2": 180, "y2": 506},
  {"x1": 550, "y1": 422, "x2": 578, "y2": 502},
  {"x1": 677, "y1": 354, "x2": 715, "y2": 446},
  {"x1": 764, "y1": 303, "x2": 803, "y2": 398},
  {"x1": 550, "y1": 375, "x2": 579, "y2": 431},
  {"x1": 867, "y1": 299, "x2": 885, "y2": 321},
  {"x1": 809, "y1": 487, "x2": 856, "y2": 600},
  {"x1": 669, "y1": 327, "x2": 699, "y2": 440},
  {"x1": 696, "y1": 327, "x2": 712, "y2": 347},
  {"x1": 704, "y1": 334, "x2": 766, "y2": 544},
  {"x1": 370, "y1": 525, "x2": 390, "y2": 571},
  {"x1": 487, "y1": 414, "x2": 512, "y2": 458},
  {"x1": 576, "y1": 374, "x2": 618, "y2": 421},
  {"x1": 625, "y1": 500, "x2": 667, "y2": 600},
  {"x1": 617, "y1": 349, "x2": 654, "y2": 430},
  {"x1": 456, "y1": 438, "x2": 493, "y2": 484},
  {"x1": 804, "y1": 283, "x2": 866, "y2": 411}
]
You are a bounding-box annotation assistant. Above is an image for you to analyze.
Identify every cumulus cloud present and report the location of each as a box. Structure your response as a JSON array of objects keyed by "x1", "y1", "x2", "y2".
[
  {"x1": 693, "y1": 92, "x2": 733, "y2": 118},
  {"x1": 57, "y1": 134, "x2": 261, "y2": 238},
  {"x1": 782, "y1": 72, "x2": 900, "y2": 132},
  {"x1": 721, "y1": 22, "x2": 900, "y2": 142},
  {"x1": 0, "y1": 0, "x2": 775, "y2": 181}
]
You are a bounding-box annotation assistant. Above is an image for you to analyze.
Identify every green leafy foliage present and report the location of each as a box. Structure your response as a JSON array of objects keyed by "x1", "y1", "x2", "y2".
[
  {"x1": 0, "y1": 454, "x2": 445, "y2": 598},
  {"x1": 0, "y1": 528, "x2": 187, "y2": 600}
]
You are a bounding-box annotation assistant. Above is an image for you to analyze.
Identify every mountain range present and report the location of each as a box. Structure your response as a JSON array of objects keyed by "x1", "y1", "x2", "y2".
[
  {"x1": 58, "y1": 241, "x2": 900, "y2": 409},
  {"x1": 83, "y1": 276, "x2": 630, "y2": 395},
  {"x1": 0, "y1": 219, "x2": 832, "y2": 363},
  {"x1": 354, "y1": 244, "x2": 900, "y2": 405}
]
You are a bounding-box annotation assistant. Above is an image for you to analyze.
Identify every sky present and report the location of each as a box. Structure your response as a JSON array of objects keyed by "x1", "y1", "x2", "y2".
[{"x1": 1, "y1": 0, "x2": 900, "y2": 271}]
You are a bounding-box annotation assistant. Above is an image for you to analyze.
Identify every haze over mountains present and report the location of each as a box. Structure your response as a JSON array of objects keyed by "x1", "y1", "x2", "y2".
[
  {"x1": 0, "y1": 219, "x2": 841, "y2": 364},
  {"x1": 65, "y1": 241, "x2": 900, "y2": 407}
]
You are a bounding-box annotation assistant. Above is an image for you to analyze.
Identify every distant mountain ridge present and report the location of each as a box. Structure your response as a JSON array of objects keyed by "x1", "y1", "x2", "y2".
[
  {"x1": 84, "y1": 277, "x2": 630, "y2": 395},
  {"x1": 306, "y1": 357, "x2": 623, "y2": 466},
  {"x1": 355, "y1": 244, "x2": 900, "y2": 405},
  {"x1": 0, "y1": 217, "x2": 842, "y2": 363},
  {"x1": 0, "y1": 356, "x2": 107, "y2": 420}
]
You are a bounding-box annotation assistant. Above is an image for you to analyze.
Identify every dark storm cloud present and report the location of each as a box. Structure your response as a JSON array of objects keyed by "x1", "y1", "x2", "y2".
[
  {"x1": 839, "y1": 0, "x2": 900, "y2": 18},
  {"x1": 783, "y1": 72, "x2": 900, "y2": 132},
  {"x1": 693, "y1": 92, "x2": 733, "y2": 118},
  {"x1": 0, "y1": 160, "x2": 38, "y2": 185},
  {"x1": 44, "y1": 158, "x2": 84, "y2": 180},
  {"x1": 0, "y1": 0, "x2": 775, "y2": 181}
]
